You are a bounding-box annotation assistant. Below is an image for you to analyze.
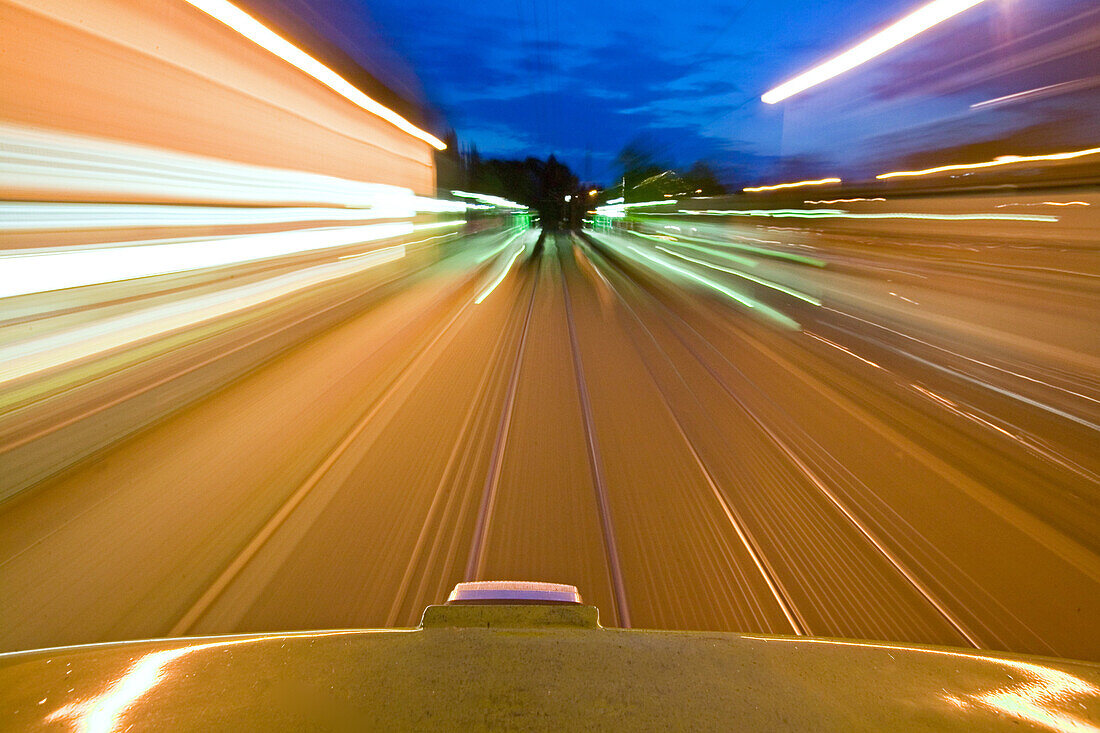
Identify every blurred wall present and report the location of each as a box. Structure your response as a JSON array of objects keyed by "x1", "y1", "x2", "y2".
[{"x1": 1, "y1": 0, "x2": 437, "y2": 197}]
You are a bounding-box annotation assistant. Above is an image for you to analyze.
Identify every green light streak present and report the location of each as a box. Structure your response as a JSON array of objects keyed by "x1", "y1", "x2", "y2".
[
  {"x1": 626, "y1": 231, "x2": 757, "y2": 268},
  {"x1": 654, "y1": 246, "x2": 821, "y2": 306},
  {"x1": 625, "y1": 245, "x2": 801, "y2": 330},
  {"x1": 474, "y1": 228, "x2": 526, "y2": 266},
  {"x1": 475, "y1": 232, "x2": 528, "y2": 304},
  {"x1": 629, "y1": 227, "x2": 826, "y2": 267}
]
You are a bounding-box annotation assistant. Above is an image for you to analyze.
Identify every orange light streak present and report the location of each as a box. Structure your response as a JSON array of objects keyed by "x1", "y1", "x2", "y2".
[
  {"x1": 743, "y1": 177, "x2": 841, "y2": 193},
  {"x1": 876, "y1": 147, "x2": 1100, "y2": 179},
  {"x1": 805, "y1": 197, "x2": 886, "y2": 204}
]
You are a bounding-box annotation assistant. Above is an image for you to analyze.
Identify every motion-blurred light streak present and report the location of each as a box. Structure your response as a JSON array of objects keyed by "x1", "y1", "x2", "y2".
[
  {"x1": 686, "y1": 209, "x2": 1057, "y2": 222},
  {"x1": 451, "y1": 191, "x2": 529, "y2": 210},
  {"x1": 744, "y1": 178, "x2": 841, "y2": 193},
  {"x1": 0, "y1": 124, "x2": 463, "y2": 211},
  {"x1": 819, "y1": 212, "x2": 1058, "y2": 222},
  {"x1": 876, "y1": 146, "x2": 1100, "y2": 179},
  {"x1": 627, "y1": 228, "x2": 825, "y2": 267},
  {"x1": 820, "y1": 302, "x2": 1100, "y2": 422},
  {"x1": 338, "y1": 231, "x2": 456, "y2": 260},
  {"x1": 180, "y1": 0, "x2": 446, "y2": 149},
  {"x1": 619, "y1": 243, "x2": 801, "y2": 330},
  {"x1": 647, "y1": 237, "x2": 759, "y2": 269},
  {"x1": 679, "y1": 209, "x2": 844, "y2": 217},
  {"x1": 653, "y1": 245, "x2": 821, "y2": 305},
  {"x1": 0, "y1": 203, "x2": 437, "y2": 231},
  {"x1": 969, "y1": 78, "x2": 1098, "y2": 110},
  {"x1": 902, "y1": 351, "x2": 1100, "y2": 434},
  {"x1": 806, "y1": 331, "x2": 884, "y2": 370},
  {"x1": 475, "y1": 232, "x2": 530, "y2": 304},
  {"x1": 994, "y1": 202, "x2": 1090, "y2": 208},
  {"x1": 805, "y1": 198, "x2": 886, "y2": 204},
  {"x1": 761, "y1": 0, "x2": 988, "y2": 104},
  {"x1": 908, "y1": 384, "x2": 1099, "y2": 482},
  {"x1": 0, "y1": 223, "x2": 413, "y2": 299},
  {"x1": 593, "y1": 201, "x2": 680, "y2": 219},
  {"x1": 413, "y1": 220, "x2": 468, "y2": 232},
  {"x1": 0, "y1": 246, "x2": 407, "y2": 387}
]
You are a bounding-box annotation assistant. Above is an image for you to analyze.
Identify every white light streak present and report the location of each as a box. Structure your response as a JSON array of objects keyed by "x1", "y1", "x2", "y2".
[
  {"x1": 1, "y1": 248, "x2": 406, "y2": 387},
  {"x1": 762, "y1": 0, "x2": 988, "y2": 104},
  {"x1": 1, "y1": 124, "x2": 465, "y2": 211},
  {"x1": 0, "y1": 223, "x2": 412, "y2": 299},
  {"x1": 0, "y1": 203, "x2": 421, "y2": 230},
  {"x1": 594, "y1": 199, "x2": 679, "y2": 219},
  {"x1": 451, "y1": 191, "x2": 529, "y2": 210},
  {"x1": 969, "y1": 78, "x2": 1097, "y2": 110}
]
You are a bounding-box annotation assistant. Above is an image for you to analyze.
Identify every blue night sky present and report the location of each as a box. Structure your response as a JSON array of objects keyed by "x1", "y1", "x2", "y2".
[{"x1": 274, "y1": 0, "x2": 1098, "y2": 184}]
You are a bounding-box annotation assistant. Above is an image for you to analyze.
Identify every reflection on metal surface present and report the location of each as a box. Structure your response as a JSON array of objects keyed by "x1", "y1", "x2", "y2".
[
  {"x1": 43, "y1": 638, "x2": 261, "y2": 733},
  {"x1": 749, "y1": 637, "x2": 1100, "y2": 733},
  {"x1": 42, "y1": 631, "x2": 354, "y2": 733},
  {"x1": 945, "y1": 684, "x2": 1100, "y2": 733}
]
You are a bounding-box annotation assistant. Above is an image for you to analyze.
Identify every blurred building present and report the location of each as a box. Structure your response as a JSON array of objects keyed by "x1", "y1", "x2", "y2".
[{"x1": 1, "y1": 0, "x2": 445, "y2": 198}]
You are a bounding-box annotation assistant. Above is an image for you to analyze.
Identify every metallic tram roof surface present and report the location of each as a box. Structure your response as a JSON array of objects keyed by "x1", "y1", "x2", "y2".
[{"x1": 2, "y1": 602, "x2": 1098, "y2": 731}]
